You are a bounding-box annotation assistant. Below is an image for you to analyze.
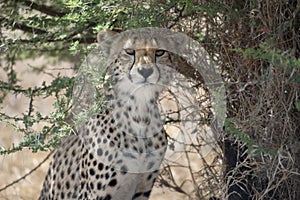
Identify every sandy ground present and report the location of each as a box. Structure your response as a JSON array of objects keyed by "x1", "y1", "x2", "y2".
[{"x1": 0, "y1": 57, "x2": 220, "y2": 200}]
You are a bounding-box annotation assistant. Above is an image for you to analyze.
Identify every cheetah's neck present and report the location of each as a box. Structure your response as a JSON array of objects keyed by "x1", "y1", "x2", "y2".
[{"x1": 114, "y1": 97, "x2": 161, "y2": 137}]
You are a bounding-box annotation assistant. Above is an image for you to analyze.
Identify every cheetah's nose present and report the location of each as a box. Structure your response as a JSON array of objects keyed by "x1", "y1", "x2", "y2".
[{"x1": 137, "y1": 67, "x2": 153, "y2": 79}]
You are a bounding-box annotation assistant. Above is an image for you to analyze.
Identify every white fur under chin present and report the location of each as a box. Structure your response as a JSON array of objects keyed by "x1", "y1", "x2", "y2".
[
  {"x1": 116, "y1": 76, "x2": 162, "y2": 103},
  {"x1": 113, "y1": 76, "x2": 164, "y2": 139}
]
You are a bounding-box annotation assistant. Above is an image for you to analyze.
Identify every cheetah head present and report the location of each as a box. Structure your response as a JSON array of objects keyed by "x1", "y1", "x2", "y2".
[{"x1": 97, "y1": 28, "x2": 178, "y2": 99}]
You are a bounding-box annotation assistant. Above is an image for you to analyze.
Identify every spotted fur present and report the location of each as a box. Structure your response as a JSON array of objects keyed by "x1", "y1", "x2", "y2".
[{"x1": 39, "y1": 28, "x2": 180, "y2": 200}]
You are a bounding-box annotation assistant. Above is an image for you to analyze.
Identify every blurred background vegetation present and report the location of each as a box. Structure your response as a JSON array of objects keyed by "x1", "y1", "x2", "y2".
[{"x1": 0, "y1": 0, "x2": 299, "y2": 199}]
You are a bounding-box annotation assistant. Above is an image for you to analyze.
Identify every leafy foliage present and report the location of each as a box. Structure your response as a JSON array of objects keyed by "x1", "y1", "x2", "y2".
[{"x1": 0, "y1": 76, "x2": 74, "y2": 154}]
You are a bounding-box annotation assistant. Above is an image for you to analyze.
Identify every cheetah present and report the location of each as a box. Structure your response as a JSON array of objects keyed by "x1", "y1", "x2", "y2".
[{"x1": 39, "y1": 28, "x2": 189, "y2": 200}]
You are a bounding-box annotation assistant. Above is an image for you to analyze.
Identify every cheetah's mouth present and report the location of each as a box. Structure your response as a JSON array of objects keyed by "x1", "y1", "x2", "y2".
[{"x1": 132, "y1": 78, "x2": 157, "y2": 85}]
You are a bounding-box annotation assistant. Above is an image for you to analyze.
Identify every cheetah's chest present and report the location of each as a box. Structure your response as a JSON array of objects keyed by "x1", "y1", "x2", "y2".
[{"x1": 112, "y1": 98, "x2": 166, "y2": 170}]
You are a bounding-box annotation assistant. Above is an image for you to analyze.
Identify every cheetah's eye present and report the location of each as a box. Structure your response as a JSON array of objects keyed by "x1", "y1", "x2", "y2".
[
  {"x1": 155, "y1": 49, "x2": 165, "y2": 57},
  {"x1": 124, "y1": 48, "x2": 135, "y2": 56}
]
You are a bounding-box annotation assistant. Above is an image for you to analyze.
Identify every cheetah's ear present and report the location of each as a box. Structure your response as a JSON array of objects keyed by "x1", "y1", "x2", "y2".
[
  {"x1": 97, "y1": 30, "x2": 118, "y2": 44},
  {"x1": 97, "y1": 30, "x2": 119, "y2": 56}
]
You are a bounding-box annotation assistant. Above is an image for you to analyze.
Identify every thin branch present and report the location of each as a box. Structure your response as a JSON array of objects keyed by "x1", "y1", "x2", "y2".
[
  {"x1": 158, "y1": 177, "x2": 188, "y2": 195},
  {"x1": 18, "y1": 0, "x2": 67, "y2": 17},
  {"x1": 0, "y1": 150, "x2": 54, "y2": 192},
  {"x1": 0, "y1": 16, "x2": 47, "y2": 34},
  {"x1": 167, "y1": 4, "x2": 186, "y2": 29},
  {"x1": 17, "y1": 37, "x2": 97, "y2": 44}
]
